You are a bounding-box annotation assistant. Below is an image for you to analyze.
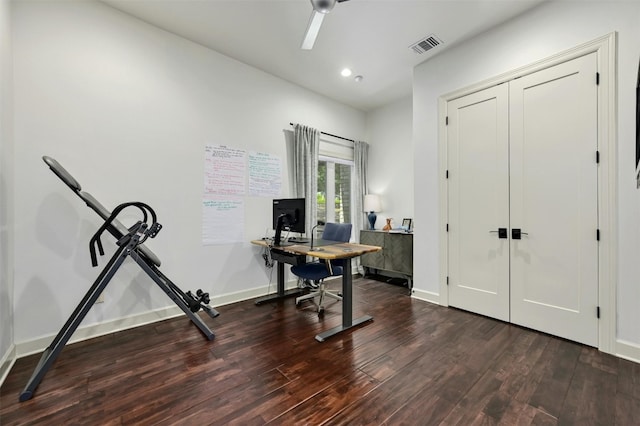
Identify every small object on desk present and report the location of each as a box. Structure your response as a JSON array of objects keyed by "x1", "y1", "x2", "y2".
[
  {"x1": 274, "y1": 241, "x2": 294, "y2": 247},
  {"x1": 389, "y1": 228, "x2": 410, "y2": 233},
  {"x1": 288, "y1": 236, "x2": 309, "y2": 243},
  {"x1": 382, "y1": 218, "x2": 392, "y2": 231}
]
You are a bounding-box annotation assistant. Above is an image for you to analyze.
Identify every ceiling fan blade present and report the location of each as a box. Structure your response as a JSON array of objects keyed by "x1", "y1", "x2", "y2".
[{"x1": 301, "y1": 10, "x2": 325, "y2": 50}]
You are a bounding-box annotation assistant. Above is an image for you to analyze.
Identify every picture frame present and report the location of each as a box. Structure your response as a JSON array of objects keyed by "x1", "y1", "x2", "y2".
[{"x1": 402, "y1": 218, "x2": 413, "y2": 232}]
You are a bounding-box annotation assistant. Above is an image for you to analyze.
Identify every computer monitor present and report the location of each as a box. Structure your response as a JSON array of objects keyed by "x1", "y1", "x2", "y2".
[{"x1": 272, "y1": 198, "x2": 305, "y2": 245}]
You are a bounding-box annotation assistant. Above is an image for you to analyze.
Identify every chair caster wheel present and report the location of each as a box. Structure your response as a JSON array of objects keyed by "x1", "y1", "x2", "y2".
[{"x1": 318, "y1": 307, "x2": 325, "y2": 316}]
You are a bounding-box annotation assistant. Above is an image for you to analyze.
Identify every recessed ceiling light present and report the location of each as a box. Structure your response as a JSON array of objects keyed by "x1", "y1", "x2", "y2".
[
  {"x1": 341, "y1": 68, "x2": 352, "y2": 77},
  {"x1": 354, "y1": 75, "x2": 363, "y2": 83}
]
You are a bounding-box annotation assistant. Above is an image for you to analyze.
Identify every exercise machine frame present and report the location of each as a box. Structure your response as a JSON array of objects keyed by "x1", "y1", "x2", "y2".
[{"x1": 19, "y1": 159, "x2": 219, "y2": 402}]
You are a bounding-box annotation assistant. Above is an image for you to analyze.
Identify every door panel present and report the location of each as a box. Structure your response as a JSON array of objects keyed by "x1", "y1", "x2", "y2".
[
  {"x1": 447, "y1": 84, "x2": 510, "y2": 321},
  {"x1": 509, "y1": 53, "x2": 598, "y2": 346}
]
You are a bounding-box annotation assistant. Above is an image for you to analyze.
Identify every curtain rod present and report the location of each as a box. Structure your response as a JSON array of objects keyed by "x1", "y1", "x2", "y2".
[{"x1": 289, "y1": 123, "x2": 355, "y2": 143}]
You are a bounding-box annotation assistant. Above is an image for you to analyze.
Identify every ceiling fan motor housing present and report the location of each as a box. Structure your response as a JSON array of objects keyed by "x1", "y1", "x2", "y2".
[{"x1": 312, "y1": 0, "x2": 336, "y2": 14}]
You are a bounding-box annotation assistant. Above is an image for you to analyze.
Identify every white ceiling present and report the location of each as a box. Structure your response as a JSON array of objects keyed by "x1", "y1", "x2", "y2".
[{"x1": 101, "y1": 0, "x2": 545, "y2": 111}]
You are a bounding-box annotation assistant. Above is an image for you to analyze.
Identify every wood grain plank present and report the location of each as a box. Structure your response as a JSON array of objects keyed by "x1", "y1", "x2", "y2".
[{"x1": 2, "y1": 277, "x2": 640, "y2": 425}]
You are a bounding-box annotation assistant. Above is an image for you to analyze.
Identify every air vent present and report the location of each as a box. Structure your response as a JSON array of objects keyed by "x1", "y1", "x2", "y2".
[{"x1": 409, "y1": 34, "x2": 443, "y2": 54}]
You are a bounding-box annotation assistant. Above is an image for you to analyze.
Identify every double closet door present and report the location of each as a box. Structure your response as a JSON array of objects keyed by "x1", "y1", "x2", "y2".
[{"x1": 447, "y1": 52, "x2": 599, "y2": 347}]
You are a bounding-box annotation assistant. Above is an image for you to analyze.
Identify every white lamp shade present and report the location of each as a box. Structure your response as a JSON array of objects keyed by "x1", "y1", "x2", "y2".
[{"x1": 363, "y1": 194, "x2": 381, "y2": 212}]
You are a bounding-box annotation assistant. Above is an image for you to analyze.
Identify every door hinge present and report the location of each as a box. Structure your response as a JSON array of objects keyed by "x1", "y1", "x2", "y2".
[
  {"x1": 446, "y1": 223, "x2": 449, "y2": 232},
  {"x1": 597, "y1": 306, "x2": 600, "y2": 318},
  {"x1": 596, "y1": 72, "x2": 600, "y2": 85},
  {"x1": 597, "y1": 229, "x2": 600, "y2": 241},
  {"x1": 596, "y1": 150, "x2": 600, "y2": 164},
  {"x1": 446, "y1": 116, "x2": 449, "y2": 126},
  {"x1": 446, "y1": 170, "x2": 449, "y2": 179},
  {"x1": 446, "y1": 276, "x2": 449, "y2": 285}
]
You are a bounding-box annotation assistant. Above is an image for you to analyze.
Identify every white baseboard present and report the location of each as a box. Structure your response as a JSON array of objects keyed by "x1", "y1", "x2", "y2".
[
  {"x1": 15, "y1": 305, "x2": 185, "y2": 358},
  {"x1": 0, "y1": 343, "x2": 16, "y2": 387},
  {"x1": 616, "y1": 339, "x2": 640, "y2": 364},
  {"x1": 15, "y1": 280, "x2": 300, "y2": 359},
  {"x1": 411, "y1": 288, "x2": 440, "y2": 305}
]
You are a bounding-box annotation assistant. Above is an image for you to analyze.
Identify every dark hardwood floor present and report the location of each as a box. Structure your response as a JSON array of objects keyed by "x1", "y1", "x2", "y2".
[{"x1": 2, "y1": 277, "x2": 640, "y2": 425}]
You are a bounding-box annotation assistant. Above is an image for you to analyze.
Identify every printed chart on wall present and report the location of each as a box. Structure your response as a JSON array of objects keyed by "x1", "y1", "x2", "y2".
[
  {"x1": 202, "y1": 198, "x2": 245, "y2": 245},
  {"x1": 203, "y1": 144, "x2": 282, "y2": 245},
  {"x1": 204, "y1": 144, "x2": 246, "y2": 196},
  {"x1": 248, "y1": 151, "x2": 282, "y2": 197},
  {"x1": 203, "y1": 144, "x2": 245, "y2": 245}
]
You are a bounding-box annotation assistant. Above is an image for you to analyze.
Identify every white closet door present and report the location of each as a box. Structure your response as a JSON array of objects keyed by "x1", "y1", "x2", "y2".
[
  {"x1": 509, "y1": 53, "x2": 599, "y2": 346},
  {"x1": 447, "y1": 84, "x2": 510, "y2": 321}
]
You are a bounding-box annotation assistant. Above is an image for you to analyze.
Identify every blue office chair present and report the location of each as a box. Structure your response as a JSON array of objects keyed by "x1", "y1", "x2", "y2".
[{"x1": 292, "y1": 222, "x2": 352, "y2": 315}]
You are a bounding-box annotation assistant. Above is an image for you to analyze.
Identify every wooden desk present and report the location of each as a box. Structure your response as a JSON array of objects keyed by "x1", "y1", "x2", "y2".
[{"x1": 250, "y1": 239, "x2": 381, "y2": 341}]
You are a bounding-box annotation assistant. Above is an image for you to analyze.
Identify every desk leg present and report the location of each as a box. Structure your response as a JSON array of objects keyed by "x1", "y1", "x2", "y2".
[
  {"x1": 255, "y1": 261, "x2": 305, "y2": 305},
  {"x1": 315, "y1": 260, "x2": 373, "y2": 342}
]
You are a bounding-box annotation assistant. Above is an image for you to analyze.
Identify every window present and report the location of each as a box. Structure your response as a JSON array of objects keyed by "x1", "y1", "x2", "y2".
[{"x1": 317, "y1": 156, "x2": 353, "y2": 225}]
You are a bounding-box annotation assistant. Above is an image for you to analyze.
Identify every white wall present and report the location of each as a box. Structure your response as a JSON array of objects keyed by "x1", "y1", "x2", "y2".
[
  {"x1": 12, "y1": 0, "x2": 366, "y2": 347},
  {"x1": 365, "y1": 97, "x2": 414, "y2": 230},
  {"x1": 413, "y1": 1, "x2": 640, "y2": 348},
  {"x1": 0, "y1": 0, "x2": 13, "y2": 370},
  {"x1": 0, "y1": 0, "x2": 15, "y2": 377}
]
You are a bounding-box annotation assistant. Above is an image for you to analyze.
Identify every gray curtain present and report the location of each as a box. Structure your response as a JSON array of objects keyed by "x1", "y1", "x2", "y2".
[
  {"x1": 353, "y1": 140, "x2": 369, "y2": 242},
  {"x1": 353, "y1": 140, "x2": 369, "y2": 274},
  {"x1": 292, "y1": 123, "x2": 319, "y2": 237}
]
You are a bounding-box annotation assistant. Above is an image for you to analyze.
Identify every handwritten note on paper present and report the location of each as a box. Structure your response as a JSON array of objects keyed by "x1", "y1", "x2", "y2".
[
  {"x1": 202, "y1": 197, "x2": 244, "y2": 245},
  {"x1": 204, "y1": 145, "x2": 246, "y2": 196},
  {"x1": 248, "y1": 151, "x2": 282, "y2": 197}
]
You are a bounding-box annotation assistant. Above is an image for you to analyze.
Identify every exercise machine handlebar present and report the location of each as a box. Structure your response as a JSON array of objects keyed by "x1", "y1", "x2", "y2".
[{"x1": 89, "y1": 201, "x2": 161, "y2": 267}]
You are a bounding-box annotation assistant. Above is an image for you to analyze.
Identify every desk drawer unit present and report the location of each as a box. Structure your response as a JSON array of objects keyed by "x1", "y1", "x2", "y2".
[{"x1": 270, "y1": 249, "x2": 307, "y2": 266}]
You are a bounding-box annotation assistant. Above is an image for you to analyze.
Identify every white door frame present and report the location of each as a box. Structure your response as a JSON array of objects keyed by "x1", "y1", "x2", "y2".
[{"x1": 437, "y1": 33, "x2": 617, "y2": 354}]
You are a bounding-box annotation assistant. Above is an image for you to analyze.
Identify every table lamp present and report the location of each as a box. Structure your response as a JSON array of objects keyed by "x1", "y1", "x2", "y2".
[{"x1": 363, "y1": 194, "x2": 382, "y2": 230}]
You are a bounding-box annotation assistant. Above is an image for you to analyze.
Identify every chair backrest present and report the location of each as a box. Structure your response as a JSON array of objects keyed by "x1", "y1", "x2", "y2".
[
  {"x1": 322, "y1": 223, "x2": 352, "y2": 269},
  {"x1": 322, "y1": 222, "x2": 352, "y2": 243}
]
